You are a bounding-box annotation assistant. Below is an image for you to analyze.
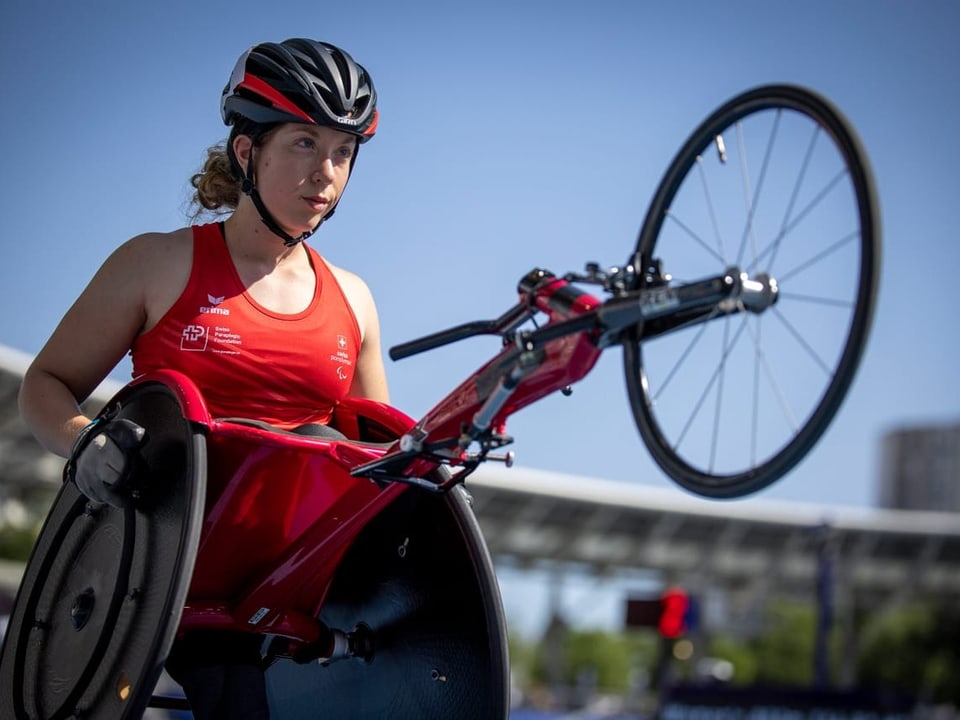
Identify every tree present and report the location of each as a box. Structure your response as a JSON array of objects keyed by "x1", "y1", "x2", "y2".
[
  {"x1": 0, "y1": 524, "x2": 39, "y2": 561},
  {"x1": 528, "y1": 628, "x2": 659, "y2": 694},
  {"x1": 707, "y1": 634, "x2": 759, "y2": 685},
  {"x1": 749, "y1": 599, "x2": 817, "y2": 685},
  {"x1": 858, "y1": 601, "x2": 960, "y2": 705}
]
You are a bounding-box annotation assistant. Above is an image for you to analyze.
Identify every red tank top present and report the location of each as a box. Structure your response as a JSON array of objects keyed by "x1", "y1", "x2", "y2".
[{"x1": 131, "y1": 223, "x2": 361, "y2": 428}]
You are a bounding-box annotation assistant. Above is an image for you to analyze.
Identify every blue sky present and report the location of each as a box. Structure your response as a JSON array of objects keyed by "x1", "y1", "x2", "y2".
[{"x1": 3, "y1": 2, "x2": 959, "y2": 635}]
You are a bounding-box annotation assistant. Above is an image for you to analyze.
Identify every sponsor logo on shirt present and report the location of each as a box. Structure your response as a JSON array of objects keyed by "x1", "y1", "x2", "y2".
[
  {"x1": 199, "y1": 293, "x2": 230, "y2": 316},
  {"x1": 330, "y1": 334, "x2": 353, "y2": 381},
  {"x1": 212, "y1": 326, "x2": 242, "y2": 352},
  {"x1": 181, "y1": 324, "x2": 208, "y2": 351}
]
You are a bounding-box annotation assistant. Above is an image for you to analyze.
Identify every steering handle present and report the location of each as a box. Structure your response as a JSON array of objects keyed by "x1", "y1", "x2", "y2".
[
  {"x1": 389, "y1": 297, "x2": 536, "y2": 361},
  {"x1": 389, "y1": 320, "x2": 502, "y2": 361}
]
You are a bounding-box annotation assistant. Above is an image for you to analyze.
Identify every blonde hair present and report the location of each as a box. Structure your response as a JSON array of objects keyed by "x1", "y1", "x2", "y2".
[
  {"x1": 189, "y1": 122, "x2": 281, "y2": 220},
  {"x1": 190, "y1": 143, "x2": 241, "y2": 218}
]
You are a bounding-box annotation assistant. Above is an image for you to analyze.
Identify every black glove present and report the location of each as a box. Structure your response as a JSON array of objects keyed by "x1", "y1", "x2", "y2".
[{"x1": 67, "y1": 418, "x2": 147, "y2": 507}]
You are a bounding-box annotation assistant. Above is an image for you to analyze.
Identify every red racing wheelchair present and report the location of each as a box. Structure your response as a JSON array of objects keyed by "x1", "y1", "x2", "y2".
[{"x1": 0, "y1": 84, "x2": 879, "y2": 719}]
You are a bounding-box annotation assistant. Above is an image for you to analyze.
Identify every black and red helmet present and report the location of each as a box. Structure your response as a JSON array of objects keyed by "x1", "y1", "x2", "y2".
[{"x1": 221, "y1": 38, "x2": 378, "y2": 143}]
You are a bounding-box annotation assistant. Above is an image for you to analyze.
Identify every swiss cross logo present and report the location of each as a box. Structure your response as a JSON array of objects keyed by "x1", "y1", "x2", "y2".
[
  {"x1": 181, "y1": 324, "x2": 208, "y2": 351},
  {"x1": 329, "y1": 334, "x2": 352, "y2": 381}
]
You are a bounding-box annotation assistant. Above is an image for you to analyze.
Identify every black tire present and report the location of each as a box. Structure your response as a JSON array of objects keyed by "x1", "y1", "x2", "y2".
[
  {"x1": 0, "y1": 382, "x2": 206, "y2": 720},
  {"x1": 624, "y1": 84, "x2": 880, "y2": 498}
]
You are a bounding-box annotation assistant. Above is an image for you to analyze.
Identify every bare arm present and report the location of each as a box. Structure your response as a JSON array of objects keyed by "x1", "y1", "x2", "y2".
[
  {"x1": 349, "y1": 293, "x2": 390, "y2": 403},
  {"x1": 18, "y1": 233, "x2": 185, "y2": 456},
  {"x1": 329, "y1": 265, "x2": 390, "y2": 404}
]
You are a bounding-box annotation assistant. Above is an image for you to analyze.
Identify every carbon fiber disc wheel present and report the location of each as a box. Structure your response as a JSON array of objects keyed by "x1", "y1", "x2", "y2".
[
  {"x1": 264, "y1": 485, "x2": 510, "y2": 720},
  {"x1": 0, "y1": 382, "x2": 206, "y2": 720}
]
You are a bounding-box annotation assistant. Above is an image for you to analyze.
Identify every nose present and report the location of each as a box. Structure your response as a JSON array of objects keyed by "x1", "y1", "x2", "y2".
[{"x1": 312, "y1": 156, "x2": 336, "y2": 184}]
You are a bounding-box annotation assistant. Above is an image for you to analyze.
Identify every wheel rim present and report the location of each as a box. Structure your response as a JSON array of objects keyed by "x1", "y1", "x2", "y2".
[{"x1": 625, "y1": 85, "x2": 879, "y2": 498}]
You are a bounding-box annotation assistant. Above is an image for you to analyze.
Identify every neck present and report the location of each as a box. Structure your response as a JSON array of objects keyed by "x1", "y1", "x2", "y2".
[{"x1": 222, "y1": 208, "x2": 304, "y2": 269}]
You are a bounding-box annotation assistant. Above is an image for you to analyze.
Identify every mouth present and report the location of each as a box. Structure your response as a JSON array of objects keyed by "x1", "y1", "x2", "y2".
[{"x1": 303, "y1": 196, "x2": 330, "y2": 212}]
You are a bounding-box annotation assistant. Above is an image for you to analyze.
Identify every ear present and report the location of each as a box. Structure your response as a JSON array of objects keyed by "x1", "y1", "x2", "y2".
[{"x1": 232, "y1": 134, "x2": 254, "y2": 175}]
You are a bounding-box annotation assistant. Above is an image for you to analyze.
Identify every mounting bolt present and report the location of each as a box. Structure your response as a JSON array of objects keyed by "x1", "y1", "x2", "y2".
[{"x1": 70, "y1": 587, "x2": 96, "y2": 631}]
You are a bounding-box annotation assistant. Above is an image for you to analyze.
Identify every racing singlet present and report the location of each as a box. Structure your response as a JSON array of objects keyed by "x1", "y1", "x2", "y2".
[{"x1": 131, "y1": 223, "x2": 361, "y2": 428}]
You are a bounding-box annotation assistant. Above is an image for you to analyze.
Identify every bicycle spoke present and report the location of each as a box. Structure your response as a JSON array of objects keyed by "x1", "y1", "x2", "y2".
[
  {"x1": 751, "y1": 317, "x2": 762, "y2": 467},
  {"x1": 745, "y1": 164, "x2": 850, "y2": 277},
  {"x1": 735, "y1": 110, "x2": 780, "y2": 269},
  {"x1": 734, "y1": 121, "x2": 754, "y2": 267},
  {"x1": 664, "y1": 209, "x2": 726, "y2": 265},
  {"x1": 775, "y1": 168, "x2": 849, "y2": 247},
  {"x1": 709, "y1": 317, "x2": 733, "y2": 473},
  {"x1": 772, "y1": 306, "x2": 835, "y2": 376},
  {"x1": 696, "y1": 155, "x2": 728, "y2": 264},
  {"x1": 742, "y1": 314, "x2": 799, "y2": 432},
  {"x1": 672, "y1": 318, "x2": 748, "y2": 451},
  {"x1": 649, "y1": 321, "x2": 712, "y2": 404},
  {"x1": 776, "y1": 230, "x2": 860, "y2": 283},
  {"x1": 777, "y1": 292, "x2": 855, "y2": 309},
  {"x1": 767, "y1": 123, "x2": 821, "y2": 271}
]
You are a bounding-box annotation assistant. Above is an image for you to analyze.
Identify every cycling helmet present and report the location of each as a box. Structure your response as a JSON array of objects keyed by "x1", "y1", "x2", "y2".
[
  {"x1": 221, "y1": 39, "x2": 378, "y2": 245},
  {"x1": 222, "y1": 38, "x2": 378, "y2": 141}
]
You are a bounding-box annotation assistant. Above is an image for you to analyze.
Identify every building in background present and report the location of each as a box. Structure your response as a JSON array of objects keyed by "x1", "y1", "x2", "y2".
[{"x1": 879, "y1": 423, "x2": 960, "y2": 512}]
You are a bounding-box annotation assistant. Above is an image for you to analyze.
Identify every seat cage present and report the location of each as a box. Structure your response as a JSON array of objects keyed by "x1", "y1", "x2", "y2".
[{"x1": 0, "y1": 369, "x2": 510, "y2": 719}]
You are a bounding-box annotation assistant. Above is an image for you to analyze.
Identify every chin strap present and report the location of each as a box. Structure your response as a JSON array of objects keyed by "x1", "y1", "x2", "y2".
[
  {"x1": 241, "y1": 146, "x2": 322, "y2": 247},
  {"x1": 231, "y1": 138, "x2": 360, "y2": 247}
]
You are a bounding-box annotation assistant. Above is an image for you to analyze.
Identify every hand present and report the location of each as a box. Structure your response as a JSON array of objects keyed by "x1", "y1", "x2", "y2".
[{"x1": 67, "y1": 418, "x2": 147, "y2": 507}]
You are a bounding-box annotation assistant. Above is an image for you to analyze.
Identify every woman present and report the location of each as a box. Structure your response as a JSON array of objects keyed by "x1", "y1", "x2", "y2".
[{"x1": 18, "y1": 38, "x2": 388, "y2": 718}]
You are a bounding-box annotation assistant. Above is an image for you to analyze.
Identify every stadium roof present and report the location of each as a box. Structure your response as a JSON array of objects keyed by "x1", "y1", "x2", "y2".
[{"x1": 467, "y1": 465, "x2": 960, "y2": 617}]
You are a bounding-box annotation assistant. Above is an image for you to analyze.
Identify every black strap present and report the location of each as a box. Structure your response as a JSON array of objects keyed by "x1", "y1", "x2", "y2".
[{"x1": 242, "y1": 145, "x2": 321, "y2": 246}]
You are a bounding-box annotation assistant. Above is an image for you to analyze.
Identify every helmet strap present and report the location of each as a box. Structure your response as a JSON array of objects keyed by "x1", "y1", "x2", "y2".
[
  {"x1": 238, "y1": 144, "x2": 322, "y2": 247},
  {"x1": 228, "y1": 131, "x2": 361, "y2": 247}
]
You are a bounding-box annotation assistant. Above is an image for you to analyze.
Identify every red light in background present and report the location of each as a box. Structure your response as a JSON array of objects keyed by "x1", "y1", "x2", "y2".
[{"x1": 658, "y1": 586, "x2": 689, "y2": 639}]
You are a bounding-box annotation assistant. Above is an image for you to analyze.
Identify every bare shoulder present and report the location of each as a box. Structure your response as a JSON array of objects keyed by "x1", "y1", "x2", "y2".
[
  {"x1": 326, "y1": 261, "x2": 374, "y2": 304},
  {"x1": 112, "y1": 227, "x2": 193, "y2": 269},
  {"x1": 324, "y1": 260, "x2": 378, "y2": 336},
  {"x1": 104, "y1": 227, "x2": 195, "y2": 330}
]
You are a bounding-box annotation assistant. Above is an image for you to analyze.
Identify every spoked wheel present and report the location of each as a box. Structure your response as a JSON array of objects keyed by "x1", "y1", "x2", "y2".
[
  {"x1": 264, "y1": 484, "x2": 510, "y2": 720},
  {"x1": 624, "y1": 84, "x2": 880, "y2": 498},
  {"x1": 0, "y1": 381, "x2": 206, "y2": 720}
]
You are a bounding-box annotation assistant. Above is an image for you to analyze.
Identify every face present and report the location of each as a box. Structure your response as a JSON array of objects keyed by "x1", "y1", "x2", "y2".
[{"x1": 234, "y1": 123, "x2": 357, "y2": 237}]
